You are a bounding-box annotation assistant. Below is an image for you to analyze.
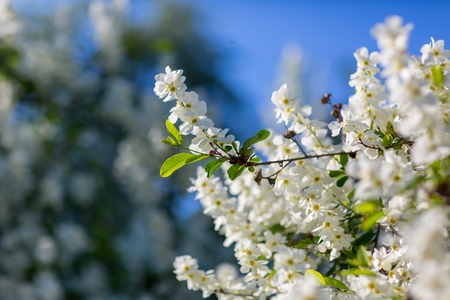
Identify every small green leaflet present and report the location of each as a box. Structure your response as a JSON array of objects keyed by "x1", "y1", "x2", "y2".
[
  {"x1": 227, "y1": 164, "x2": 246, "y2": 180},
  {"x1": 161, "y1": 137, "x2": 177, "y2": 146},
  {"x1": 239, "y1": 129, "x2": 270, "y2": 156},
  {"x1": 340, "y1": 153, "x2": 349, "y2": 168},
  {"x1": 160, "y1": 153, "x2": 209, "y2": 177},
  {"x1": 329, "y1": 170, "x2": 345, "y2": 178},
  {"x1": 165, "y1": 120, "x2": 183, "y2": 145},
  {"x1": 204, "y1": 158, "x2": 226, "y2": 178},
  {"x1": 336, "y1": 176, "x2": 348, "y2": 187}
]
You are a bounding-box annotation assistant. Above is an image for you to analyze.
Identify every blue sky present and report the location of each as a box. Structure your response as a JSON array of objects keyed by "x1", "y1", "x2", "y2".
[
  {"x1": 188, "y1": 0, "x2": 450, "y2": 131},
  {"x1": 13, "y1": 0, "x2": 450, "y2": 131}
]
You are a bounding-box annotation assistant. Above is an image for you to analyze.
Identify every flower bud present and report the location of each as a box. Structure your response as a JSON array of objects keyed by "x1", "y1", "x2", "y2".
[{"x1": 283, "y1": 130, "x2": 297, "y2": 139}]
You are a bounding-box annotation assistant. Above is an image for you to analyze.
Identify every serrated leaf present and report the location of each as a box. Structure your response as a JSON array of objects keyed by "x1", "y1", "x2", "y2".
[
  {"x1": 357, "y1": 246, "x2": 370, "y2": 268},
  {"x1": 166, "y1": 120, "x2": 183, "y2": 145},
  {"x1": 185, "y1": 154, "x2": 210, "y2": 164},
  {"x1": 324, "y1": 277, "x2": 349, "y2": 291},
  {"x1": 340, "y1": 153, "x2": 349, "y2": 168},
  {"x1": 361, "y1": 210, "x2": 385, "y2": 231},
  {"x1": 205, "y1": 158, "x2": 226, "y2": 178},
  {"x1": 329, "y1": 170, "x2": 345, "y2": 178},
  {"x1": 239, "y1": 129, "x2": 270, "y2": 155},
  {"x1": 305, "y1": 269, "x2": 325, "y2": 285},
  {"x1": 227, "y1": 164, "x2": 246, "y2": 180},
  {"x1": 336, "y1": 176, "x2": 348, "y2": 187},
  {"x1": 160, "y1": 153, "x2": 196, "y2": 177}
]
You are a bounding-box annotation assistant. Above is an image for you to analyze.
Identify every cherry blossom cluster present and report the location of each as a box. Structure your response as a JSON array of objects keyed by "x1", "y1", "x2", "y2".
[{"x1": 155, "y1": 16, "x2": 449, "y2": 300}]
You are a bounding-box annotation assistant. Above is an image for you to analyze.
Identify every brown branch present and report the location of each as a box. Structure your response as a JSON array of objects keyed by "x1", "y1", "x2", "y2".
[{"x1": 248, "y1": 151, "x2": 355, "y2": 167}]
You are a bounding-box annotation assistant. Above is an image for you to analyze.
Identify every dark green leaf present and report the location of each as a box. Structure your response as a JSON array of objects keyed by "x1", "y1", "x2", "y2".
[
  {"x1": 268, "y1": 224, "x2": 285, "y2": 233},
  {"x1": 336, "y1": 176, "x2": 349, "y2": 187},
  {"x1": 340, "y1": 153, "x2": 349, "y2": 168},
  {"x1": 324, "y1": 277, "x2": 349, "y2": 291},
  {"x1": 239, "y1": 129, "x2": 270, "y2": 155},
  {"x1": 248, "y1": 166, "x2": 255, "y2": 172},
  {"x1": 205, "y1": 158, "x2": 226, "y2": 178},
  {"x1": 348, "y1": 189, "x2": 355, "y2": 201},
  {"x1": 329, "y1": 170, "x2": 345, "y2": 178},
  {"x1": 227, "y1": 164, "x2": 246, "y2": 180},
  {"x1": 160, "y1": 153, "x2": 196, "y2": 177},
  {"x1": 166, "y1": 120, "x2": 183, "y2": 145},
  {"x1": 353, "y1": 232, "x2": 376, "y2": 249}
]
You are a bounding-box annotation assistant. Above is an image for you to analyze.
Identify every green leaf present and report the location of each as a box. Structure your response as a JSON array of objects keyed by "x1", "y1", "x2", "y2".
[
  {"x1": 185, "y1": 154, "x2": 210, "y2": 164},
  {"x1": 160, "y1": 153, "x2": 196, "y2": 177},
  {"x1": 305, "y1": 269, "x2": 325, "y2": 285},
  {"x1": 386, "y1": 121, "x2": 396, "y2": 136},
  {"x1": 357, "y1": 246, "x2": 370, "y2": 268},
  {"x1": 360, "y1": 210, "x2": 385, "y2": 231},
  {"x1": 161, "y1": 137, "x2": 176, "y2": 146},
  {"x1": 324, "y1": 277, "x2": 349, "y2": 291},
  {"x1": 348, "y1": 189, "x2": 355, "y2": 200},
  {"x1": 339, "y1": 268, "x2": 374, "y2": 276},
  {"x1": 329, "y1": 170, "x2": 345, "y2": 178},
  {"x1": 340, "y1": 153, "x2": 349, "y2": 168},
  {"x1": 382, "y1": 134, "x2": 394, "y2": 148},
  {"x1": 353, "y1": 232, "x2": 376, "y2": 249},
  {"x1": 355, "y1": 200, "x2": 381, "y2": 214},
  {"x1": 166, "y1": 120, "x2": 183, "y2": 145},
  {"x1": 248, "y1": 166, "x2": 255, "y2": 172},
  {"x1": 336, "y1": 176, "x2": 349, "y2": 187},
  {"x1": 205, "y1": 158, "x2": 226, "y2": 178},
  {"x1": 250, "y1": 157, "x2": 261, "y2": 162},
  {"x1": 239, "y1": 129, "x2": 270, "y2": 155},
  {"x1": 432, "y1": 65, "x2": 444, "y2": 87},
  {"x1": 227, "y1": 164, "x2": 246, "y2": 180},
  {"x1": 268, "y1": 224, "x2": 285, "y2": 233}
]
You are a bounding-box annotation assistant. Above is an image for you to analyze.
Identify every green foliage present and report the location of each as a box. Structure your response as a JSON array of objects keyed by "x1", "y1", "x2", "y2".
[
  {"x1": 160, "y1": 153, "x2": 210, "y2": 177},
  {"x1": 166, "y1": 120, "x2": 183, "y2": 145},
  {"x1": 205, "y1": 158, "x2": 226, "y2": 178},
  {"x1": 239, "y1": 129, "x2": 271, "y2": 156},
  {"x1": 227, "y1": 164, "x2": 246, "y2": 181}
]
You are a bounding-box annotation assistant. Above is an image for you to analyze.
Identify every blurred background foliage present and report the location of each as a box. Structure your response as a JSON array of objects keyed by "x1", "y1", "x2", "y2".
[{"x1": 0, "y1": 0, "x2": 237, "y2": 299}]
